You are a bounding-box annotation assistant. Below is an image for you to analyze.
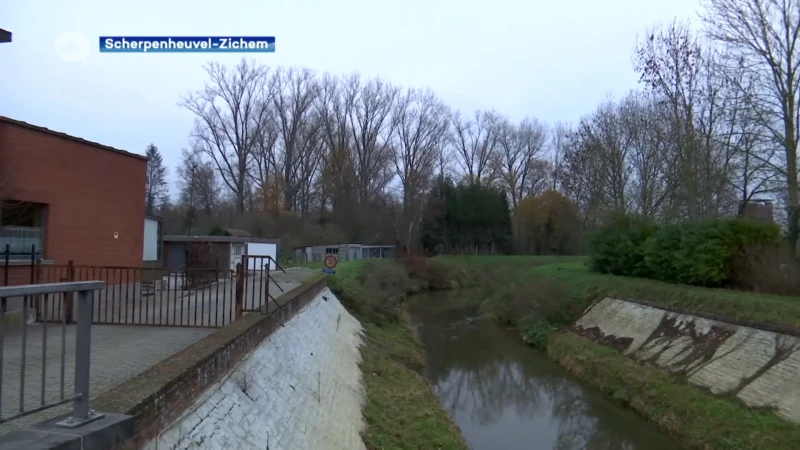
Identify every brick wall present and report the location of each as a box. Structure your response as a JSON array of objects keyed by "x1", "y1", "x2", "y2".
[{"x1": 1, "y1": 120, "x2": 147, "y2": 268}]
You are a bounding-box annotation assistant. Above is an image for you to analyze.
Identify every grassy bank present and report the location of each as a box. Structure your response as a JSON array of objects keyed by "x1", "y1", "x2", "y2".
[
  {"x1": 452, "y1": 255, "x2": 800, "y2": 449},
  {"x1": 536, "y1": 262, "x2": 800, "y2": 330},
  {"x1": 327, "y1": 259, "x2": 469, "y2": 450},
  {"x1": 549, "y1": 332, "x2": 800, "y2": 450}
]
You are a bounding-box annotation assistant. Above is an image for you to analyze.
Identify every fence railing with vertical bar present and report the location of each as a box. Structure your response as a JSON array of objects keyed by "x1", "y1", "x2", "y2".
[
  {"x1": 0, "y1": 281, "x2": 105, "y2": 428},
  {"x1": 241, "y1": 254, "x2": 287, "y2": 313},
  {"x1": 2, "y1": 245, "x2": 287, "y2": 328},
  {"x1": 35, "y1": 264, "x2": 238, "y2": 328}
]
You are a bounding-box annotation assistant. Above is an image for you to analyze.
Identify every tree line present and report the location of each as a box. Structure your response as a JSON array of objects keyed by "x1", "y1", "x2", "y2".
[{"x1": 145, "y1": 0, "x2": 800, "y2": 256}]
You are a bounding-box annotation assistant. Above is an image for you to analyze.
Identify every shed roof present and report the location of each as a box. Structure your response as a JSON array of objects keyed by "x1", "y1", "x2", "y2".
[
  {"x1": 224, "y1": 228, "x2": 250, "y2": 237},
  {"x1": 0, "y1": 116, "x2": 147, "y2": 162},
  {"x1": 163, "y1": 235, "x2": 249, "y2": 243}
]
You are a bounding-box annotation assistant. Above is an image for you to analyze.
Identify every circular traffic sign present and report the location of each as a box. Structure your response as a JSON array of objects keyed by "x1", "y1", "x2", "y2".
[{"x1": 324, "y1": 255, "x2": 338, "y2": 269}]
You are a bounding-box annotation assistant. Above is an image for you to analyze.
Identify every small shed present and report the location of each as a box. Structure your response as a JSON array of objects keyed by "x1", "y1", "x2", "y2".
[
  {"x1": 163, "y1": 234, "x2": 281, "y2": 272},
  {"x1": 293, "y1": 243, "x2": 395, "y2": 263}
]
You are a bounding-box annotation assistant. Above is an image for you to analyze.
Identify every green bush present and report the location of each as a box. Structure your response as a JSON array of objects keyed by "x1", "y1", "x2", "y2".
[
  {"x1": 590, "y1": 214, "x2": 782, "y2": 288},
  {"x1": 643, "y1": 219, "x2": 782, "y2": 287},
  {"x1": 673, "y1": 221, "x2": 737, "y2": 286},
  {"x1": 641, "y1": 224, "x2": 683, "y2": 282},
  {"x1": 588, "y1": 214, "x2": 659, "y2": 277}
]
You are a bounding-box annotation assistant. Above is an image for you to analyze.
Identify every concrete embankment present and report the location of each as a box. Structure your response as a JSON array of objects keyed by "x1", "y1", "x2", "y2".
[
  {"x1": 144, "y1": 287, "x2": 366, "y2": 450},
  {"x1": 573, "y1": 297, "x2": 800, "y2": 424}
]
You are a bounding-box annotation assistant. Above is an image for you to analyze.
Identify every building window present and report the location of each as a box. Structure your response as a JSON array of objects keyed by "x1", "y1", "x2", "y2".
[
  {"x1": 325, "y1": 247, "x2": 339, "y2": 255},
  {"x1": 232, "y1": 243, "x2": 244, "y2": 261},
  {"x1": 1, "y1": 201, "x2": 45, "y2": 259}
]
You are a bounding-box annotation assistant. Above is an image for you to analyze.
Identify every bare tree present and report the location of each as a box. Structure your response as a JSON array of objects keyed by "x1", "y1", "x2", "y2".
[
  {"x1": 392, "y1": 87, "x2": 451, "y2": 250},
  {"x1": 180, "y1": 58, "x2": 271, "y2": 214},
  {"x1": 270, "y1": 67, "x2": 320, "y2": 211},
  {"x1": 449, "y1": 110, "x2": 501, "y2": 184},
  {"x1": 316, "y1": 73, "x2": 355, "y2": 220},
  {"x1": 549, "y1": 122, "x2": 570, "y2": 191},
  {"x1": 719, "y1": 65, "x2": 780, "y2": 203},
  {"x1": 618, "y1": 90, "x2": 673, "y2": 219},
  {"x1": 435, "y1": 143, "x2": 452, "y2": 186},
  {"x1": 701, "y1": 0, "x2": 800, "y2": 246},
  {"x1": 250, "y1": 102, "x2": 280, "y2": 213},
  {"x1": 559, "y1": 99, "x2": 633, "y2": 224},
  {"x1": 178, "y1": 149, "x2": 219, "y2": 216},
  {"x1": 344, "y1": 74, "x2": 398, "y2": 204},
  {"x1": 494, "y1": 117, "x2": 548, "y2": 209}
]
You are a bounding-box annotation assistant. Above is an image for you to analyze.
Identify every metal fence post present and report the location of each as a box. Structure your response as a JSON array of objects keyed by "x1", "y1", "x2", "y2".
[
  {"x1": 65, "y1": 260, "x2": 75, "y2": 323},
  {"x1": 235, "y1": 263, "x2": 244, "y2": 320},
  {"x1": 3, "y1": 243, "x2": 9, "y2": 288},
  {"x1": 56, "y1": 289, "x2": 104, "y2": 428}
]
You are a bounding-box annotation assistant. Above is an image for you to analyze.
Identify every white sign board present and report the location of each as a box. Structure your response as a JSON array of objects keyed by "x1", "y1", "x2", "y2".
[{"x1": 246, "y1": 242, "x2": 277, "y2": 270}]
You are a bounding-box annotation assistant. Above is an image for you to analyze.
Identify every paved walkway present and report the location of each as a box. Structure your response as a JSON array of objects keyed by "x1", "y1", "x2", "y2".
[
  {"x1": 0, "y1": 270, "x2": 315, "y2": 435},
  {"x1": 0, "y1": 325, "x2": 213, "y2": 434}
]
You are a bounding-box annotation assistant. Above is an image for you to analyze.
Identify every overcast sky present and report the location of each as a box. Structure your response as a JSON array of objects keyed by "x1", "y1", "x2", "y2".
[{"x1": 1, "y1": 0, "x2": 701, "y2": 187}]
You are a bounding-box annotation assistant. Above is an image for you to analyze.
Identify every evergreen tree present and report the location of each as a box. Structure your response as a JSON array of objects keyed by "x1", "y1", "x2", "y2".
[
  {"x1": 420, "y1": 179, "x2": 513, "y2": 255},
  {"x1": 145, "y1": 144, "x2": 169, "y2": 215}
]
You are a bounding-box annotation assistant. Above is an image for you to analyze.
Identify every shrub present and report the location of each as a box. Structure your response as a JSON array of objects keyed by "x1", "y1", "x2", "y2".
[
  {"x1": 479, "y1": 276, "x2": 572, "y2": 329},
  {"x1": 642, "y1": 218, "x2": 782, "y2": 287},
  {"x1": 588, "y1": 214, "x2": 659, "y2": 277},
  {"x1": 519, "y1": 317, "x2": 556, "y2": 347},
  {"x1": 401, "y1": 257, "x2": 449, "y2": 290},
  {"x1": 642, "y1": 224, "x2": 683, "y2": 282},
  {"x1": 591, "y1": 213, "x2": 783, "y2": 288}
]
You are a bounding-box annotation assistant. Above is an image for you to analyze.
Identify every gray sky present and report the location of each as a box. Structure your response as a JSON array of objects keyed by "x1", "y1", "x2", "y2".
[{"x1": 1, "y1": 0, "x2": 700, "y2": 187}]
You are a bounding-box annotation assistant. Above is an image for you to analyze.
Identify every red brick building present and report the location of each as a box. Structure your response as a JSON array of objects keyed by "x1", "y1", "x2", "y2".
[{"x1": 0, "y1": 116, "x2": 147, "y2": 285}]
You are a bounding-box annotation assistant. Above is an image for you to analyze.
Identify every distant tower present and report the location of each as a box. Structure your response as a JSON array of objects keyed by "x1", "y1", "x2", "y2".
[{"x1": 738, "y1": 199, "x2": 774, "y2": 223}]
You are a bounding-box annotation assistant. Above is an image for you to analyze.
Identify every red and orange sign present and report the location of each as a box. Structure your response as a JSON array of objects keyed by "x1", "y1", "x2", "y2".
[{"x1": 324, "y1": 255, "x2": 338, "y2": 269}]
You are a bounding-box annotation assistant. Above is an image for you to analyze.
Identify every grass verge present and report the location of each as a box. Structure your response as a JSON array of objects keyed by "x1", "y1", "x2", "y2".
[
  {"x1": 548, "y1": 331, "x2": 800, "y2": 450},
  {"x1": 329, "y1": 259, "x2": 469, "y2": 450},
  {"x1": 536, "y1": 262, "x2": 800, "y2": 330}
]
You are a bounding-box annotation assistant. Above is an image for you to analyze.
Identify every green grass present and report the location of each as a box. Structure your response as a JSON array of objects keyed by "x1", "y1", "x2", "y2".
[
  {"x1": 328, "y1": 259, "x2": 468, "y2": 450},
  {"x1": 536, "y1": 262, "x2": 800, "y2": 329},
  {"x1": 549, "y1": 332, "x2": 800, "y2": 450}
]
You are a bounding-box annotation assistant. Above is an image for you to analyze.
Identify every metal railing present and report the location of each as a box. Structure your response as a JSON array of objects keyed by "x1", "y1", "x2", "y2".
[
  {"x1": 37, "y1": 264, "x2": 236, "y2": 327},
  {"x1": 241, "y1": 255, "x2": 286, "y2": 313},
  {"x1": 0, "y1": 281, "x2": 105, "y2": 428}
]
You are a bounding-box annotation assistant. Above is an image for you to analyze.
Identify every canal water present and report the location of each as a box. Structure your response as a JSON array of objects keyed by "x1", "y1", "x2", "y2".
[{"x1": 407, "y1": 289, "x2": 678, "y2": 450}]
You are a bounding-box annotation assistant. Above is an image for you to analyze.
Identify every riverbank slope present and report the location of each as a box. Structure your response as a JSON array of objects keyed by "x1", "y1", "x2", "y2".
[
  {"x1": 326, "y1": 259, "x2": 471, "y2": 450},
  {"x1": 455, "y1": 255, "x2": 800, "y2": 449}
]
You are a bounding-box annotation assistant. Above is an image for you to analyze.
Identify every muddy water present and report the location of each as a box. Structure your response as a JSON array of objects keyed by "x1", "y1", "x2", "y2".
[{"x1": 407, "y1": 289, "x2": 678, "y2": 450}]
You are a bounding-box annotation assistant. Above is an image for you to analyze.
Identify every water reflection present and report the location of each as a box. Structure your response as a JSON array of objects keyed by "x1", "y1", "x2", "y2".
[{"x1": 408, "y1": 290, "x2": 678, "y2": 450}]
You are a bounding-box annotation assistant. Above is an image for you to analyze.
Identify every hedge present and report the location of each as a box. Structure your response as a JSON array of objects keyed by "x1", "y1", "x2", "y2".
[{"x1": 589, "y1": 215, "x2": 782, "y2": 287}]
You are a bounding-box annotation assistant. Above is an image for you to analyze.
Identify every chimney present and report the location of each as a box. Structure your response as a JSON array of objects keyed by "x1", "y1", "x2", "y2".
[{"x1": 738, "y1": 199, "x2": 774, "y2": 223}]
